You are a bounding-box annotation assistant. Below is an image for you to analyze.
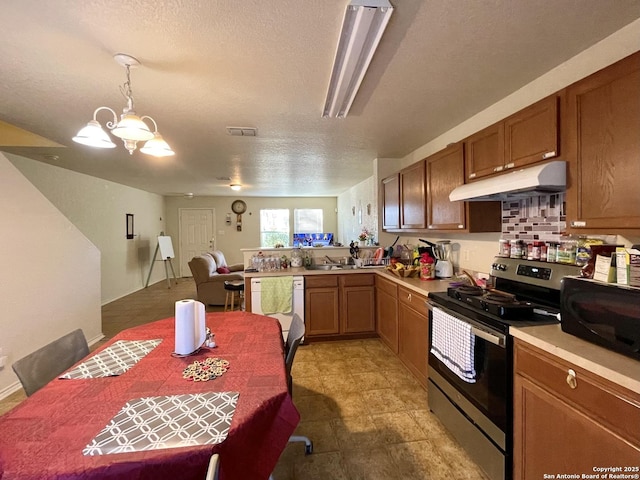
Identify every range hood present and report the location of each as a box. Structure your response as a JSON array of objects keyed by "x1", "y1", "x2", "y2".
[{"x1": 449, "y1": 160, "x2": 566, "y2": 202}]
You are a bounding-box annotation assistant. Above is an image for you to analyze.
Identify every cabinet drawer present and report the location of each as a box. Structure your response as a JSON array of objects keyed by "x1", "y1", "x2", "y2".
[
  {"x1": 376, "y1": 275, "x2": 397, "y2": 296},
  {"x1": 397, "y1": 287, "x2": 427, "y2": 314},
  {"x1": 341, "y1": 273, "x2": 374, "y2": 287},
  {"x1": 514, "y1": 340, "x2": 640, "y2": 445},
  {"x1": 305, "y1": 274, "x2": 338, "y2": 288}
]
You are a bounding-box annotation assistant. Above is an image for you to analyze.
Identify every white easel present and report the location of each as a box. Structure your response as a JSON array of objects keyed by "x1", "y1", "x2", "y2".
[{"x1": 145, "y1": 233, "x2": 178, "y2": 288}]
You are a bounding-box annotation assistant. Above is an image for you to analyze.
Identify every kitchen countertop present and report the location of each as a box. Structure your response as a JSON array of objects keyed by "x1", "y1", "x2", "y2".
[
  {"x1": 243, "y1": 266, "x2": 451, "y2": 296},
  {"x1": 510, "y1": 324, "x2": 640, "y2": 394}
]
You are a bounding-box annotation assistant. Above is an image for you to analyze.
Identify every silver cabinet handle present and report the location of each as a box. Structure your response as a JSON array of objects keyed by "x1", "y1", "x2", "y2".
[
  {"x1": 566, "y1": 369, "x2": 577, "y2": 389},
  {"x1": 493, "y1": 166, "x2": 503, "y2": 172},
  {"x1": 469, "y1": 173, "x2": 477, "y2": 179},
  {"x1": 505, "y1": 162, "x2": 515, "y2": 169},
  {"x1": 542, "y1": 151, "x2": 556, "y2": 159},
  {"x1": 571, "y1": 220, "x2": 586, "y2": 228}
]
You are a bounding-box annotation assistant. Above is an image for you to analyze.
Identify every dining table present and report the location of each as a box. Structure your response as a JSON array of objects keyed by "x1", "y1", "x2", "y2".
[{"x1": 0, "y1": 311, "x2": 300, "y2": 480}]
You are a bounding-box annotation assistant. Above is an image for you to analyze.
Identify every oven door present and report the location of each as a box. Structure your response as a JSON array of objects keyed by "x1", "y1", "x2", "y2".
[{"x1": 427, "y1": 300, "x2": 511, "y2": 448}]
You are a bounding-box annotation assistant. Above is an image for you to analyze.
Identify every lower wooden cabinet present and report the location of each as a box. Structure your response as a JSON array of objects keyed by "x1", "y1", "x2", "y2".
[
  {"x1": 305, "y1": 275, "x2": 340, "y2": 336},
  {"x1": 397, "y1": 286, "x2": 429, "y2": 386},
  {"x1": 513, "y1": 339, "x2": 640, "y2": 479},
  {"x1": 305, "y1": 274, "x2": 375, "y2": 339},
  {"x1": 375, "y1": 275, "x2": 398, "y2": 353}
]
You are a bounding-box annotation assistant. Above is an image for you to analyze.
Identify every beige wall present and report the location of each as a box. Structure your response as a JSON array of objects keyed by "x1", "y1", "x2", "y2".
[
  {"x1": 164, "y1": 196, "x2": 338, "y2": 271},
  {"x1": 0, "y1": 153, "x2": 102, "y2": 396},
  {"x1": 8, "y1": 154, "x2": 167, "y2": 304},
  {"x1": 337, "y1": 175, "x2": 378, "y2": 246}
]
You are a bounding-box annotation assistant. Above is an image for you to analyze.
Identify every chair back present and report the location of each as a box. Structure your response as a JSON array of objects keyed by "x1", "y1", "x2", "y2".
[
  {"x1": 12, "y1": 329, "x2": 89, "y2": 396},
  {"x1": 284, "y1": 314, "x2": 305, "y2": 373},
  {"x1": 205, "y1": 453, "x2": 219, "y2": 480}
]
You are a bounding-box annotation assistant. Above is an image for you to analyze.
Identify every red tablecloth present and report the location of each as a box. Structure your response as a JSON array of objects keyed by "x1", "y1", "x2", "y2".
[{"x1": 0, "y1": 312, "x2": 300, "y2": 480}]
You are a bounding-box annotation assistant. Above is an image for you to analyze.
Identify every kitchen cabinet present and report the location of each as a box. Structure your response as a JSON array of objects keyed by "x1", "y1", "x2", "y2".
[
  {"x1": 399, "y1": 161, "x2": 427, "y2": 229},
  {"x1": 464, "y1": 122, "x2": 504, "y2": 181},
  {"x1": 426, "y1": 143, "x2": 501, "y2": 232},
  {"x1": 504, "y1": 94, "x2": 559, "y2": 169},
  {"x1": 305, "y1": 273, "x2": 375, "y2": 339},
  {"x1": 305, "y1": 275, "x2": 340, "y2": 336},
  {"x1": 513, "y1": 339, "x2": 640, "y2": 480},
  {"x1": 375, "y1": 275, "x2": 398, "y2": 353},
  {"x1": 565, "y1": 51, "x2": 640, "y2": 231},
  {"x1": 465, "y1": 95, "x2": 559, "y2": 182},
  {"x1": 340, "y1": 274, "x2": 375, "y2": 334},
  {"x1": 381, "y1": 173, "x2": 400, "y2": 230},
  {"x1": 397, "y1": 286, "x2": 428, "y2": 386}
]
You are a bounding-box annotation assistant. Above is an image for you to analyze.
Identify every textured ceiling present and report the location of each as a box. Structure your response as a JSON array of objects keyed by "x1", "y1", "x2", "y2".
[{"x1": 1, "y1": 0, "x2": 640, "y2": 197}]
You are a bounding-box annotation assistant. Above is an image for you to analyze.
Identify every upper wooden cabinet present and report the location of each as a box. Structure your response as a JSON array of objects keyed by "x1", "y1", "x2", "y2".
[
  {"x1": 426, "y1": 143, "x2": 502, "y2": 232},
  {"x1": 426, "y1": 143, "x2": 466, "y2": 230},
  {"x1": 565, "y1": 51, "x2": 640, "y2": 231},
  {"x1": 399, "y1": 161, "x2": 427, "y2": 229},
  {"x1": 464, "y1": 122, "x2": 504, "y2": 181},
  {"x1": 381, "y1": 173, "x2": 400, "y2": 230},
  {"x1": 465, "y1": 95, "x2": 559, "y2": 182},
  {"x1": 504, "y1": 95, "x2": 559, "y2": 169}
]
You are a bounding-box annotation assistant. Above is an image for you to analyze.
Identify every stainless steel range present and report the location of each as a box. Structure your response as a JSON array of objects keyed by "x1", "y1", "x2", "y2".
[{"x1": 426, "y1": 257, "x2": 581, "y2": 480}]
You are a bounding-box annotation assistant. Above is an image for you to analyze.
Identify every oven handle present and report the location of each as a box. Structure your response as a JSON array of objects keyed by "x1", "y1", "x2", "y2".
[{"x1": 426, "y1": 300, "x2": 506, "y2": 348}]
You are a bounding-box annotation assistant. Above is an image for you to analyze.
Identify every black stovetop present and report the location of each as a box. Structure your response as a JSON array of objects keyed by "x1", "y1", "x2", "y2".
[{"x1": 428, "y1": 290, "x2": 560, "y2": 335}]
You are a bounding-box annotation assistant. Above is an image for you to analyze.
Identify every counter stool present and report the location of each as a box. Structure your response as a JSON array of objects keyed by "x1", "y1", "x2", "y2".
[{"x1": 224, "y1": 280, "x2": 244, "y2": 312}]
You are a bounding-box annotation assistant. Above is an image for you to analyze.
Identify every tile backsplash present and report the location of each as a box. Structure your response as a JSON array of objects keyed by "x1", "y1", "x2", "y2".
[{"x1": 501, "y1": 193, "x2": 566, "y2": 242}]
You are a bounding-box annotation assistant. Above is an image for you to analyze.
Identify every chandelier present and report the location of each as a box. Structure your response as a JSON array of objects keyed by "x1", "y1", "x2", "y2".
[{"x1": 72, "y1": 53, "x2": 174, "y2": 157}]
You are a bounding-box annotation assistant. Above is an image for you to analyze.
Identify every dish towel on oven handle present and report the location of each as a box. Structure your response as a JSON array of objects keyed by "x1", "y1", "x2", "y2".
[{"x1": 430, "y1": 306, "x2": 477, "y2": 383}]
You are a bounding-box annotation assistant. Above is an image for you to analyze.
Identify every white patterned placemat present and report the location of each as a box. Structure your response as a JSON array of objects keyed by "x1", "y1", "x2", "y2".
[
  {"x1": 60, "y1": 339, "x2": 162, "y2": 379},
  {"x1": 83, "y1": 391, "x2": 239, "y2": 455}
]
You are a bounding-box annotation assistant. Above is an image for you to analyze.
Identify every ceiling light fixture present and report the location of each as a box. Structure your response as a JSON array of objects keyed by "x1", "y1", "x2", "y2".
[
  {"x1": 72, "y1": 53, "x2": 175, "y2": 157},
  {"x1": 230, "y1": 184, "x2": 242, "y2": 191},
  {"x1": 322, "y1": 0, "x2": 394, "y2": 119}
]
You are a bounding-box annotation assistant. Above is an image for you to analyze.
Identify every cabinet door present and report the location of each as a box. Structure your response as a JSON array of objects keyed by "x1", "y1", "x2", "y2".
[
  {"x1": 376, "y1": 276, "x2": 398, "y2": 353},
  {"x1": 341, "y1": 285, "x2": 375, "y2": 334},
  {"x1": 464, "y1": 122, "x2": 505, "y2": 181},
  {"x1": 382, "y1": 173, "x2": 400, "y2": 230},
  {"x1": 400, "y1": 161, "x2": 427, "y2": 229},
  {"x1": 397, "y1": 288, "x2": 428, "y2": 385},
  {"x1": 565, "y1": 52, "x2": 640, "y2": 230},
  {"x1": 305, "y1": 287, "x2": 339, "y2": 336},
  {"x1": 504, "y1": 95, "x2": 559, "y2": 169},
  {"x1": 426, "y1": 142, "x2": 466, "y2": 230},
  {"x1": 513, "y1": 340, "x2": 640, "y2": 479}
]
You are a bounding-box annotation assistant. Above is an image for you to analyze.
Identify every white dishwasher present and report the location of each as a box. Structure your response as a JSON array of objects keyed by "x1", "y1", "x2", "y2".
[{"x1": 250, "y1": 276, "x2": 304, "y2": 341}]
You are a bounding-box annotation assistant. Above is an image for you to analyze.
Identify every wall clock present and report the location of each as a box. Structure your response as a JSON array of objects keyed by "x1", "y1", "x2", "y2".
[
  {"x1": 231, "y1": 200, "x2": 247, "y2": 214},
  {"x1": 231, "y1": 200, "x2": 247, "y2": 231}
]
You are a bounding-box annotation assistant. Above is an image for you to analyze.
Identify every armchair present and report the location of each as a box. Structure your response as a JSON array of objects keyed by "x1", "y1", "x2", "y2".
[{"x1": 188, "y1": 251, "x2": 244, "y2": 306}]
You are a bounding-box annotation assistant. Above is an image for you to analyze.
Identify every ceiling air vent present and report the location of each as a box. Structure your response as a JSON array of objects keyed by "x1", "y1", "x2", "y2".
[{"x1": 226, "y1": 127, "x2": 257, "y2": 136}]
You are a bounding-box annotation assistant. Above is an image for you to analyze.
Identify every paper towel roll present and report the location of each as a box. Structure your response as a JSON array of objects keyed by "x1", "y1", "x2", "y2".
[{"x1": 174, "y1": 299, "x2": 206, "y2": 355}]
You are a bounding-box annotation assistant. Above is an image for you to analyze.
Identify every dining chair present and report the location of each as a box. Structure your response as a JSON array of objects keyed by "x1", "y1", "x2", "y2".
[
  {"x1": 11, "y1": 328, "x2": 89, "y2": 397},
  {"x1": 283, "y1": 314, "x2": 313, "y2": 454},
  {"x1": 205, "y1": 453, "x2": 219, "y2": 480},
  {"x1": 268, "y1": 314, "x2": 313, "y2": 480}
]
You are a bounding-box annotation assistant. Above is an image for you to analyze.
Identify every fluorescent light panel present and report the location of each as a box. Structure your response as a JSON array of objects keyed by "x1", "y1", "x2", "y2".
[{"x1": 323, "y1": 0, "x2": 393, "y2": 118}]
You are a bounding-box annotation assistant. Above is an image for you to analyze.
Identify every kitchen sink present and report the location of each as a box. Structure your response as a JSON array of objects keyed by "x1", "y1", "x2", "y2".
[{"x1": 305, "y1": 264, "x2": 358, "y2": 270}]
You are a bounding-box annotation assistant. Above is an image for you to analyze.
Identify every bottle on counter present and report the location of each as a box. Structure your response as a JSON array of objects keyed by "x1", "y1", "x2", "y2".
[
  {"x1": 498, "y1": 239, "x2": 511, "y2": 257},
  {"x1": 557, "y1": 237, "x2": 577, "y2": 264},
  {"x1": 547, "y1": 242, "x2": 558, "y2": 263}
]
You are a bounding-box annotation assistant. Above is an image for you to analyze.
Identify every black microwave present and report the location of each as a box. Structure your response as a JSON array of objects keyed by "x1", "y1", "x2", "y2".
[{"x1": 561, "y1": 277, "x2": 640, "y2": 361}]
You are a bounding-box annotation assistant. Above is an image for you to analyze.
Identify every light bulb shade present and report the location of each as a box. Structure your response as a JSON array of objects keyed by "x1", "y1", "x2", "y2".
[
  {"x1": 111, "y1": 113, "x2": 154, "y2": 141},
  {"x1": 230, "y1": 184, "x2": 242, "y2": 191},
  {"x1": 72, "y1": 120, "x2": 117, "y2": 148},
  {"x1": 140, "y1": 133, "x2": 175, "y2": 157}
]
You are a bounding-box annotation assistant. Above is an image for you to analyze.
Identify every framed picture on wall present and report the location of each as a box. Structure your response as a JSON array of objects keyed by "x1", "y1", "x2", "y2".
[{"x1": 126, "y1": 213, "x2": 134, "y2": 239}]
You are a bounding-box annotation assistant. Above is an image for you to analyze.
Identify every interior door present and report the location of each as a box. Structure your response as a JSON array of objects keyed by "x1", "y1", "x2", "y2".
[{"x1": 179, "y1": 208, "x2": 215, "y2": 277}]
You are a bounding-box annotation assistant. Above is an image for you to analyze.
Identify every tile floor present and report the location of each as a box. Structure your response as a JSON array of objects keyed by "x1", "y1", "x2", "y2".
[{"x1": 0, "y1": 278, "x2": 489, "y2": 480}]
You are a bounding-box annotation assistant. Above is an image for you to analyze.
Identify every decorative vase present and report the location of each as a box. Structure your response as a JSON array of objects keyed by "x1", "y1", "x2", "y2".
[{"x1": 359, "y1": 240, "x2": 366, "y2": 247}]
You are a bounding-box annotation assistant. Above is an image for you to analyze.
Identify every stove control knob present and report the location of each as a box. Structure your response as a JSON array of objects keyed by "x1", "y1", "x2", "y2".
[{"x1": 492, "y1": 263, "x2": 507, "y2": 271}]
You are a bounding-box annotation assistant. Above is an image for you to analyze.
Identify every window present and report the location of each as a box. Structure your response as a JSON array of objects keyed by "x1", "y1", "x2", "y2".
[
  {"x1": 260, "y1": 209, "x2": 289, "y2": 247},
  {"x1": 294, "y1": 209, "x2": 323, "y2": 233}
]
